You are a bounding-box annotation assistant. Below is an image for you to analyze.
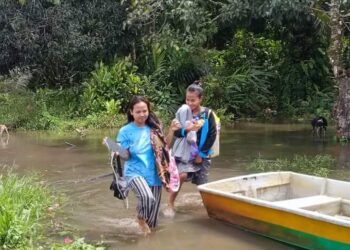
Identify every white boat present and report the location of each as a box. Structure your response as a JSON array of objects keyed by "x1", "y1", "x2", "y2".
[{"x1": 198, "y1": 171, "x2": 350, "y2": 250}]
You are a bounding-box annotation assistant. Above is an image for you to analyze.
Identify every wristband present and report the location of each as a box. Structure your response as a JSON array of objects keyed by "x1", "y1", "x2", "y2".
[{"x1": 181, "y1": 128, "x2": 185, "y2": 137}]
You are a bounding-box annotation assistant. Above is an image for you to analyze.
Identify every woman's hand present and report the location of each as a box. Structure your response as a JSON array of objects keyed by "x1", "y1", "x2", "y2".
[
  {"x1": 119, "y1": 149, "x2": 130, "y2": 160},
  {"x1": 167, "y1": 119, "x2": 181, "y2": 143},
  {"x1": 194, "y1": 155, "x2": 203, "y2": 164},
  {"x1": 191, "y1": 123, "x2": 202, "y2": 132},
  {"x1": 170, "y1": 119, "x2": 181, "y2": 131},
  {"x1": 191, "y1": 119, "x2": 204, "y2": 132},
  {"x1": 185, "y1": 121, "x2": 195, "y2": 131}
]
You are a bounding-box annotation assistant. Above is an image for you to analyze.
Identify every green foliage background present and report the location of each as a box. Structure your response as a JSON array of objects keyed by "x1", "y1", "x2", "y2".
[{"x1": 0, "y1": 0, "x2": 344, "y2": 130}]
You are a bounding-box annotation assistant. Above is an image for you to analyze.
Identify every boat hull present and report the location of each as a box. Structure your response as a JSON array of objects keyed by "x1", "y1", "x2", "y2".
[{"x1": 200, "y1": 191, "x2": 350, "y2": 250}]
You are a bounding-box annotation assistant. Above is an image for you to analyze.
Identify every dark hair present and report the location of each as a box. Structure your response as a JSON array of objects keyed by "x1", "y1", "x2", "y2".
[
  {"x1": 127, "y1": 95, "x2": 161, "y2": 129},
  {"x1": 186, "y1": 80, "x2": 204, "y2": 98}
]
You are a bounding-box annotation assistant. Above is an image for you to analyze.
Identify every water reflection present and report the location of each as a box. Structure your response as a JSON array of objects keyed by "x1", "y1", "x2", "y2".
[
  {"x1": 0, "y1": 135, "x2": 9, "y2": 149},
  {"x1": 1, "y1": 123, "x2": 350, "y2": 249}
]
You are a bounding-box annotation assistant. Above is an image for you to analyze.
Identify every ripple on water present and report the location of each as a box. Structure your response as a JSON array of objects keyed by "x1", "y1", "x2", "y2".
[
  {"x1": 177, "y1": 192, "x2": 204, "y2": 208},
  {"x1": 100, "y1": 217, "x2": 145, "y2": 236}
]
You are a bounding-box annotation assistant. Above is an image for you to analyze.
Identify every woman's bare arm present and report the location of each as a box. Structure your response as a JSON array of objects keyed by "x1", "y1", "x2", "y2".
[{"x1": 166, "y1": 119, "x2": 181, "y2": 145}]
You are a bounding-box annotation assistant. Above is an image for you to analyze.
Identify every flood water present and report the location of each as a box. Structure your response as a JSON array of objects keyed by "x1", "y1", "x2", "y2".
[{"x1": 1, "y1": 122, "x2": 350, "y2": 249}]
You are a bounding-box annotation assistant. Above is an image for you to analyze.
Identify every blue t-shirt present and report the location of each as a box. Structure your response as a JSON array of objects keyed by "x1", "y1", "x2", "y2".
[{"x1": 116, "y1": 122, "x2": 161, "y2": 186}]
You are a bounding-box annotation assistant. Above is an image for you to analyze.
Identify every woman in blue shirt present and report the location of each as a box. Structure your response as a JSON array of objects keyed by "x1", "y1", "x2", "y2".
[{"x1": 117, "y1": 96, "x2": 163, "y2": 234}]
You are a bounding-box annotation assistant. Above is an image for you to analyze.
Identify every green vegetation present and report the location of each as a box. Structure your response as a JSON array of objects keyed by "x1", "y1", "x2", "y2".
[
  {"x1": 249, "y1": 154, "x2": 335, "y2": 177},
  {"x1": 50, "y1": 237, "x2": 105, "y2": 250},
  {"x1": 1, "y1": 0, "x2": 350, "y2": 131},
  {"x1": 0, "y1": 171, "x2": 53, "y2": 249},
  {"x1": 0, "y1": 169, "x2": 104, "y2": 249}
]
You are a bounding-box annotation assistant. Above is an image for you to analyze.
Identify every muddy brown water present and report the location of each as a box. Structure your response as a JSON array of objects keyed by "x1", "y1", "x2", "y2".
[{"x1": 1, "y1": 122, "x2": 350, "y2": 249}]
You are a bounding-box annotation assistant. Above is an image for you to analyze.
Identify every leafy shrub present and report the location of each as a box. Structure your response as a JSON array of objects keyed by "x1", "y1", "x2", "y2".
[
  {"x1": 204, "y1": 64, "x2": 274, "y2": 117},
  {"x1": 146, "y1": 80, "x2": 180, "y2": 116},
  {"x1": 35, "y1": 88, "x2": 81, "y2": 118},
  {"x1": 275, "y1": 55, "x2": 333, "y2": 118},
  {"x1": 83, "y1": 112, "x2": 125, "y2": 129},
  {"x1": 201, "y1": 32, "x2": 281, "y2": 117},
  {"x1": 221, "y1": 30, "x2": 283, "y2": 73},
  {"x1": 81, "y1": 57, "x2": 147, "y2": 114},
  {"x1": 0, "y1": 93, "x2": 37, "y2": 129}
]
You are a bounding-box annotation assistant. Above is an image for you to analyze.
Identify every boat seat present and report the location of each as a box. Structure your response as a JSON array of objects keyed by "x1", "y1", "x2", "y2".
[{"x1": 273, "y1": 195, "x2": 341, "y2": 209}]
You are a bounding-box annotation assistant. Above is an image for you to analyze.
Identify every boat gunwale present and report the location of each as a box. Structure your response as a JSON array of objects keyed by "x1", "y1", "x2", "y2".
[{"x1": 198, "y1": 171, "x2": 350, "y2": 228}]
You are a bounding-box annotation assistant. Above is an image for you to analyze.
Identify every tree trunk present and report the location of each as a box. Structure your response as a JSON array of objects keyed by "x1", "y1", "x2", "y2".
[
  {"x1": 328, "y1": 0, "x2": 350, "y2": 139},
  {"x1": 335, "y1": 77, "x2": 350, "y2": 138},
  {"x1": 328, "y1": 0, "x2": 342, "y2": 77}
]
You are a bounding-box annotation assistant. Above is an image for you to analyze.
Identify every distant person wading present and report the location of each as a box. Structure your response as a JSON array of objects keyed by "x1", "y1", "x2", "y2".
[{"x1": 311, "y1": 116, "x2": 328, "y2": 137}]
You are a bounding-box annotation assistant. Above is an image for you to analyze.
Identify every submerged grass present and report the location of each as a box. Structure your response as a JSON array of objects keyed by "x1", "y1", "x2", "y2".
[
  {"x1": 249, "y1": 154, "x2": 334, "y2": 177},
  {"x1": 50, "y1": 237, "x2": 106, "y2": 250}
]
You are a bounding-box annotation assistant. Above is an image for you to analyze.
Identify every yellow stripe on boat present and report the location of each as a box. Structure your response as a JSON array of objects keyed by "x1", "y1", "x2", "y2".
[
  {"x1": 201, "y1": 189, "x2": 350, "y2": 245},
  {"x1": 198, "y1": 171, "x2": 350, "y2": 249}
]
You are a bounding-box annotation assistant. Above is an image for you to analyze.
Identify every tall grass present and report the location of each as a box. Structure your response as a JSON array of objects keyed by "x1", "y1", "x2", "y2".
[
  {"x1": 249, "y1": 154, "x2": 334, "y2": 177},
  {"x1": 0, "y1": 170, "x2": 106, "y2": 250},
  {"x1": 0, "y1": 171, "x2": 54, "y2": 249}
]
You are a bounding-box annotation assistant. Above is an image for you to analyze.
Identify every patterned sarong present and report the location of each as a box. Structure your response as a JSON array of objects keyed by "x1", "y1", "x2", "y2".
[{"x1": 150, "y1": 128, "x2": 179, "y2": 192}]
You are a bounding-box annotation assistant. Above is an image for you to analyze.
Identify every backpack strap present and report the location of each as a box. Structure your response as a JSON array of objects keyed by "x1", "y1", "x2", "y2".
[
  {"x1": 198, "y1": 107, "x2": 213, "y2": 158},
  {"x1": 199, "y1": 107, "x2": 210, "y2": 119}
]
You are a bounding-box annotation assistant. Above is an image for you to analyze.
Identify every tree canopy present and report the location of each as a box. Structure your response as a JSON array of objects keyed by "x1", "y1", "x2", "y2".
[{"x1": 1, "y1": 0, "x2": 350, "y2": 134}]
